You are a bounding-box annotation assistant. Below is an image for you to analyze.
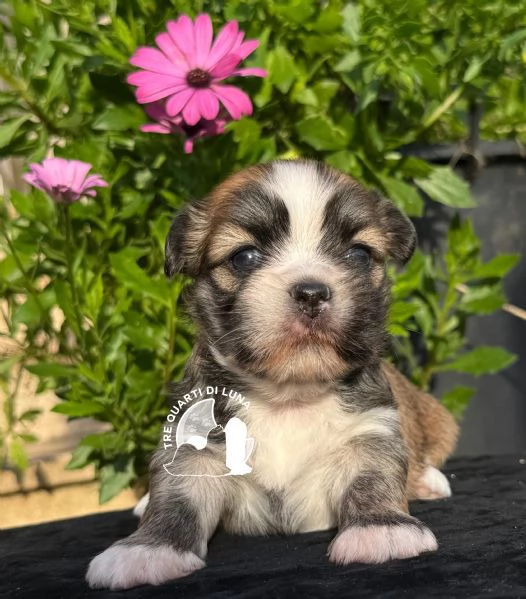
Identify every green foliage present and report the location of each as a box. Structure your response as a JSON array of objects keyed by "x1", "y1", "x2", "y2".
[{"x1": 0, "y1": 0, "x2": 523, "y2": 499}]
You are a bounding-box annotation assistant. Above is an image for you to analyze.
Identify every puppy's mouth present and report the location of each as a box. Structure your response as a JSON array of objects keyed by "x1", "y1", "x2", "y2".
[{"x1": 287, "y1": 307, "x2": 334, "y2": 343}]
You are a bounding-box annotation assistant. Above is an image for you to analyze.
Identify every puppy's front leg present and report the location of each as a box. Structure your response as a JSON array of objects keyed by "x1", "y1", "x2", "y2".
[
  {"x1": 86, "y1": 448, "x2": 225, "y2": 590},
  {"x1": 328, "y1": 435, "x2": 438, "y2": 565}
]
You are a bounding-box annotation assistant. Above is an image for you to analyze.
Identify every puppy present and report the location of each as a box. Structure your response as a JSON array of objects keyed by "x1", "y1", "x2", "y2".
[{"x1": 87, "y1": 160, "x2": 458, "y2": 590}]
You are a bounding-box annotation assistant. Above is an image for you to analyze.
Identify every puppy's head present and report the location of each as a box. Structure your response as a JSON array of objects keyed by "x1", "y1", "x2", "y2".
[{"x1": 166, "y1": 160, "x2": 415, "y2": 384}]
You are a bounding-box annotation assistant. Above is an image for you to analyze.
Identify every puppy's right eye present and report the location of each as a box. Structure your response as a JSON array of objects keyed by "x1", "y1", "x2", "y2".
[{"x1": 230, "y1": 247, "x2": 263, "y2": 273}]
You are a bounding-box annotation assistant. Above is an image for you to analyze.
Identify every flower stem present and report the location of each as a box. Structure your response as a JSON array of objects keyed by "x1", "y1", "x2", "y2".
[{"x1": 62, "y1": 206, "x2": 86, "y2": 353}]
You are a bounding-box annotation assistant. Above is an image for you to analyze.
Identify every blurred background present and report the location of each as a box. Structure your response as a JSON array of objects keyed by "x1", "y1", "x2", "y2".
[{"x1": 0, "y1": 0, "x2": 525, "y2": 527}]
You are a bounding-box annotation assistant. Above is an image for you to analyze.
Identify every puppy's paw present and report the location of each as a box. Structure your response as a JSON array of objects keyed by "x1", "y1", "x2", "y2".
[
  {"x1": 328, "y1": 523, "x2": 438, "y2": 565},
  {"x1": 414, "y1": 466, "x2": 452, "y2": 500},
  {"x1": 86, "y1": 543, "x2": 205, "y2": 589}
]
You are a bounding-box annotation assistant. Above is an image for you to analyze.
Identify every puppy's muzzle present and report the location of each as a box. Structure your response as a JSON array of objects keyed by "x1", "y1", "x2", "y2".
[{"x1": 290, "y1": 281, "x2": 331, "y2": 318}]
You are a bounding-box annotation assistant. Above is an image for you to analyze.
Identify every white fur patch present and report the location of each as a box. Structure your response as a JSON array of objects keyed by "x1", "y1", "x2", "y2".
[
  {"x1": 267, "y1": 161, "x2": 335, "y2": 256},
  {"x1": 328, "y1": 524, "x2": 438, "y2": 565},
  {"x1": 244, "y1": 393, "x2": 399, "y2": 532},
  {"x1": 133, "y1": 492, "x2": 150, "y2": 517},
  {"x1": 416, "y1": 466, "x2": 452, "y2": 500},
  {"x1": 86, "y1": 544, "x2": 204, "y2": 590}
]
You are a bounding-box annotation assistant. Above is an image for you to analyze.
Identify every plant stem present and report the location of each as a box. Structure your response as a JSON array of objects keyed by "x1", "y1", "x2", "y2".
[
  {"x1": 62, "y1": 206, "x2": 86, "y2": 353},
  {"x1": 421, "y1": 85, "x2": 465, "y2": 132}
]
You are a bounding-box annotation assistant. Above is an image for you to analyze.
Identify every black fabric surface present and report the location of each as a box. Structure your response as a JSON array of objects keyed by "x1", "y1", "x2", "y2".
[{"x1": 2, "y1": 455, "x2": 526, "y2": 599}]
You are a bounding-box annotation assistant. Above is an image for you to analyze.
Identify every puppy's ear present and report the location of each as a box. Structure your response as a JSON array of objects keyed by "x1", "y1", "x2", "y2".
[
  {"x1": 165, "y1": 199, "x2": 209, "y2": 278},
  {"x1": 377, "y1": 196, "x2": 417, "y2": 265}
]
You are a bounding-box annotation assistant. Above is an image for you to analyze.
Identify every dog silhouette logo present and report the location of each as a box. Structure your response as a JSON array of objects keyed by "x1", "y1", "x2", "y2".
[{"x1": 163, "y1": 397, "x2": 254, "y2": 477}]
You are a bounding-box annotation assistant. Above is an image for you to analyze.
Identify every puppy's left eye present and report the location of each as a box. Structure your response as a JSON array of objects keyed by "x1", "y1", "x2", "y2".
[
  {"x1": 344, "y1": 245, "x2": 371, "y2": 267},
  {"x1": 230, "y1": 247, "x2": 263, "y2": 272}
]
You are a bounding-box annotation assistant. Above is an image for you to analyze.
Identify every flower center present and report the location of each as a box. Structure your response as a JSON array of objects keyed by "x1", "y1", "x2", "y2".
[{"x1": 186, "y1": 68, "x2": 212, "y2": 88}]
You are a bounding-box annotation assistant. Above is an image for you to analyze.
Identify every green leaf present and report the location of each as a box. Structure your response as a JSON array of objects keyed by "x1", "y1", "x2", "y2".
[
  {"x1": 437, "y1": 346, "x2": 517, "y2": 376},
  {"x1": 0, "y1": 116, "x2": 30, "y2": 149},
  {"x1": 415, "y1": 167, "x2": 476, "y2": 208},
  {"x1": 80, "y1": 431, "x2": 121, "y2": 451},
  {"x1": 441, "y1": 386, "x2": 474, "y2": 420},
  {"x1": 109, "y1": 250, "x2": 171, "y2": 306},
  {"x1": 470, "y1": 255, "x2": 520, "y2": 280},
  {"x1": 9, "y1": 190, "x2": 35, "y2": 219},
  {"x1": 25, "y1": 362, "x2": 76, "y2": 378},
  {"x1": 268, "y1": 46, "x2": 298, "y2": 94},
  {"x1": 463, "y1": 57, "x2": 485, "y2": 83},
  {"x1": 342, "y1": 3, "x2": 361, "y2": 43},
  {"x1": 99, "y1": 456, "x2": 135, "y2": 503},
  {"x1": 296, "y1": 116, "x2": 349, "y2": 151},
  {"x1": 335, "y1": 50, "x2": 361, "y2": 73},
  {"x1": 389, "y1": 301, "x2": 419, "y2": 323},
  {"x1": 66, "y1": 445, "x2": 93, "y2": 470},
  {"x1": 52, "y1": 400, "x2": 106, "y2": 417},
  {"x1": 228, "y1": 119, "x2": 262, "y2": 159},
  {"x1": 446, "y1": 215, "x2": 480, "y2": 273},
  {"x1": 378, "y1": 175, "x2": 424, "y2": 217},
  {"x1": 459, "y1": 285, "x2": 505, "y2": 315},
  {"x1": 19, "y1": 409, "x2": 41, "y2": 422},
  {"x1": 10, "y1": 439, "x2": 29, "y2": 470},
  {"x1": 93, "y1": 105, "x2": 146, "y2": 131},
  {"x1": 499, "y1": 29, "x2": 526, "y2": 59}
]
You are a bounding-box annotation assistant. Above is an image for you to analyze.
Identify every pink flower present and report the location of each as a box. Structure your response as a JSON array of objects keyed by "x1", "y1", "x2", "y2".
[
  {"x1": 23, "y1": 158, "x2": 108, "y2": 204},
  {"x1": 141, "y1": 102, "x2": 227, "y2": 153},
  {"x1": 127, "y1": 14, "x2": 266, "y2": 126}
]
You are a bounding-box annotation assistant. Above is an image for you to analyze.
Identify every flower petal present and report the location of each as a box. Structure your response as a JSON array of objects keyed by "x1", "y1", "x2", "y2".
[
  {"x1": 209, "y1": 54, "x2": 241, "y2": 80},
  {"x1": 130, "y1": 72, "x2": 188, "y2": 104},
  {"x1": 233, "y1": 67, "x2": 267, "y2": 78},
  {"x1": 155, "y1": 33, "x2": 189, "y2": 70},
  {"x1": 127, "y1": 71, "x2": 185, "y2": 88},
  {"x1": 165, "y1": 88, "x2": 195, "y2": 117},
  {"x1": 66, "y1": 160, "x2": 93, "y2": 193},
  {"x1": 231, "y1": 31, "x2": 245, "y2": 51},
  {"x1": 234, "y1": 39, "x2": 259, "y2": 60},
  {"x1": 136, "y1": 86, "x2": 188, "y2": 104},
  {"x1": 212, "y1": 84, "x2": 253, "y2": 120},
  {"x1": 182, "y1": 96, "x2": 202, "y2": 126},
  {"x1": 204, "y1": 21, "x2": 239, "y2": 70},
  {"x1": 140, "y1": 123, "x2": 172, "y2": 134},
  {"x1": 143, "y1": 102, "x2": 168, "y2": 121},
  {"x1": 82, "y1": 174, "x2": 108, "y2": 189},
  {"x1": 23, "y1": 172, "x2": 47, "y2": 192},
  {"x1": 183, "y1": 139, "x2": 194, "y2": 153},
  {"x1": 194, "y1": 89, "x2": 220, "y2": 120},
  {"x1": 129, "y1": 47, "x2": 185, "y2": 76},
  {"x1": 167, "y1": 15, "x2": 196, "y2": 69},
  {"x1": 42, "y1": 158, "x2": 69, "y2": 187},
  {"x1": 193, "y1": 14, "x2": 213, "y2": 68},
  {"x1": 26, "y1": 163, "x2": 53, "y2": 188}
]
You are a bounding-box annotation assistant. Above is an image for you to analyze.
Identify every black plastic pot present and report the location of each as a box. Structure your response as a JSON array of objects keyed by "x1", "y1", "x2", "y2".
[{"x1": 411, "y1": 142, "x2": 526, "y2": 455}]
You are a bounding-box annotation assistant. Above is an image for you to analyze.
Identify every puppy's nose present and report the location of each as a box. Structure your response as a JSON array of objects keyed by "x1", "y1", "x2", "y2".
[{"x1": 290, "y1": 282, "x2": 331, "y2": 318}]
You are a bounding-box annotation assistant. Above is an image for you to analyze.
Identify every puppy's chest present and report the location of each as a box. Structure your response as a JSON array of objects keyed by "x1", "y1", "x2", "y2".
[{"x1": 244, "y1": 394, "x2": 354, "y2": 490}]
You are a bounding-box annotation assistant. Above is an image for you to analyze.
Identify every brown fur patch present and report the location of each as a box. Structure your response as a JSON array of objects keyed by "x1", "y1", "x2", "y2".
[
  {"x1": 353, "y1": 227, "x2": 387, "y2": 255},
  {"x1": 206, "y1": 165, "x2": 269, "y2": 225},
  {"x1": 210, "y1": 265, "x2": 238, "y2": 293},
  {"x1": 381, "y1": 361, "x2": 459, "y2": 499},
  {"x1": 207, "y1": 223, "x2": 255, "y2": 264}
]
